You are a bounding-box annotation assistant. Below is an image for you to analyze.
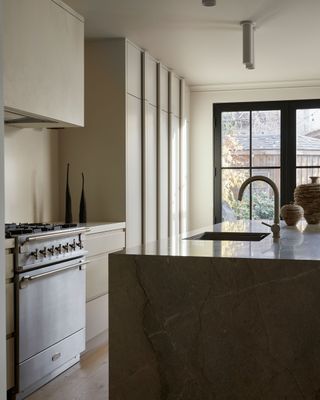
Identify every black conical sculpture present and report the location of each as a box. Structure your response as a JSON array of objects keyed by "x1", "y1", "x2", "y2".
[
  {"x1": 65, "y1": 163, "x2": 73, "y2": 223},
  {"x1": 79, "y1": 172, "x2": 87, "y2": 223}
]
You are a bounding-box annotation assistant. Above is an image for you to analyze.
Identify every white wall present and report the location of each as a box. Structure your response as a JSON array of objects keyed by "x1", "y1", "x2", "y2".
[
  {"x1": 189, "y1": 85, "x2": 320, "y2": 230},
  {"x1": 0, "y1": 0, "x2": 7, "y2": 395},
  {"x1": 5, "y1": 127, "x2": 60, "y2": 222}
]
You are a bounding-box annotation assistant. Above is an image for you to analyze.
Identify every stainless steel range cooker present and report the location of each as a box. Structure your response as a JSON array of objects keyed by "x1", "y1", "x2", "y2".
[{"x1": 6, "y1": 223, "x2": 88, "y2": 400}]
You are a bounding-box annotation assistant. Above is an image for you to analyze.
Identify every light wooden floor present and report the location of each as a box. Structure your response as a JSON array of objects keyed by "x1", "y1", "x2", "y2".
[{"x1": 27, "y1": 345, "x2": 108, "y2": 400}]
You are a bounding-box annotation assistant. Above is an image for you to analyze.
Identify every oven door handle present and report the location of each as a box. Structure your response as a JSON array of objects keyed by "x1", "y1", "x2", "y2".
[
  {"x1": 19, "y1": 260, "x2": 89, "y2": 288},
  {"x1": 22, "y1": 228, "x2": 89, "y2": 244}
]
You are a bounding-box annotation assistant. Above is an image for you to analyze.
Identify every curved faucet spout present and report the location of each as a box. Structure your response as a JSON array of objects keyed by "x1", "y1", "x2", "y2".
[{"x1": 238, "y1": 175, "x2": 280, "y2": 238}]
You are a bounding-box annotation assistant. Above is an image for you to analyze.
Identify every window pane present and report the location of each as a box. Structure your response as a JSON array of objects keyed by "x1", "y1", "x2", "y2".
[
  {"x1": 221, "y1": 112, "x2": 250, "y2": 167},
  {"x1": 252, "y1": 169, "x2": 281, "y2": 220},
  {"x1": 296, "y1": 168, "x2": 320, "y2": 186},
  {"x1": 252, "y1": 110, "x2": 281, "y2": 167},
  {"x1": 297, "y1": 109, "x2": 320, "y2": 167},
  {"x1": 222, "y1": 169, "x2": 250, "y2": 221}
]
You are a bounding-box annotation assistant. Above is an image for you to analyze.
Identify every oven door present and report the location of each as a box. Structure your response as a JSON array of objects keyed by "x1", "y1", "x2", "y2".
[{"x1": 17, "y1": 257, "x2": 86, "y2": 363}]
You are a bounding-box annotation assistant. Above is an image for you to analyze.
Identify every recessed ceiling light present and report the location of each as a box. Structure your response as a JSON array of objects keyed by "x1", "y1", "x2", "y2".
[{"x1": 202, "y1": 0, "x2": 216, "y2": 6}]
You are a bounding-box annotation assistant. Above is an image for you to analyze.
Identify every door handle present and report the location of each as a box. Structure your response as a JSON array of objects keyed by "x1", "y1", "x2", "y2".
[
  {"x1": 22, "y1": 227, "x2": 89, "y2": 244},
  {"x1": 19, "y1": 260, "x2": 89, "y2": 288}
]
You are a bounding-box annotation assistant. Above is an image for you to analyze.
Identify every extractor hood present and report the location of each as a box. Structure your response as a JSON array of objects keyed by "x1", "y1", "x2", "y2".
[{"x1": 4, "y1": 109, "x2": 65, "y2": 128}]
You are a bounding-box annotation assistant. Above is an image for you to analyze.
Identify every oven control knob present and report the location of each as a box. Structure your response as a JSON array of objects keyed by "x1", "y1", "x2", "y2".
[
  {"x1": 63, "y1": 243, "x2": 69, "y2": 252},
  {"x1": 30, "y1": 249, "x2": 39, "y2": 260},
  {"x1": 69, "y1": 240, "x2": 76, "y2": 250},
  {"x1": 55, "y1": 244, "x2": 62, "y2": 254},
  {"x1": 48, "y1": 245, "x2": 55, "y2": 255},
  {"x1": 39, "y1": 247, "x2": 47, "y2": 258},
  {"x1": 76, "y1": 241, "x2": 83, "y2": 250}
]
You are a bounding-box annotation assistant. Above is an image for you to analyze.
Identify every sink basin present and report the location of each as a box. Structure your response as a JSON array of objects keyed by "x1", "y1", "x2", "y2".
[{"x1": 185, "y1": 231, "x2": 270, "y2": 242}]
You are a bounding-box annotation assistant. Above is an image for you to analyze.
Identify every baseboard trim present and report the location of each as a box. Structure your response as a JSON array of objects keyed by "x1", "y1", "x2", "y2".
[{"x1": 83, "y1": 330, "x2": 108, "y2": 356}]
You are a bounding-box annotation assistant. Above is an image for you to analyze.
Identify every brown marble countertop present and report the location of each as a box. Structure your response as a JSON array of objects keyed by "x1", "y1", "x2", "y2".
[{"x1": 121, "y1": 219, "x2": 320, "y2": 261}]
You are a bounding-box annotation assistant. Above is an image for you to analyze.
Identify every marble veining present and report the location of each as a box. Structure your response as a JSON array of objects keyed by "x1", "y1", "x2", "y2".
[{"x1": 110, "y1": 251, "x2": 320, "y2": 399}]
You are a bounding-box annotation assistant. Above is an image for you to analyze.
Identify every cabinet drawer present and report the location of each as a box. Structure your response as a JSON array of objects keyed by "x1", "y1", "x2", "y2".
[
  {"x1": 86, "y1": 253, "x2": 109, "y2": 301},
  {"x1": 19, "y1": 329, "x2": 85, "y2": 393},
  {"x1": 6, "y1": 283, "x2": 14, "y2": 335},
  {"x1": 85, "y1": 230, "x2": 125, "y2": 257},
  {"x1": 86, "y1": 294, "x2": 108, "y2": 342},
  {"x1": 7, "y1": 337, "x2": 14, "y2": 390},
  {"x1": 6, "y1": 253, "x2": 14, "y2": 280}
]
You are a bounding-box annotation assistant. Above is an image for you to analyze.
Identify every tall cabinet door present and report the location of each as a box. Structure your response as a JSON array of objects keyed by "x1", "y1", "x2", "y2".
[
  {"x1": 158, "y1": 110, "x2": 169, "y2": 239},
  {"x1": 180, "y1": 80, "x2": 190, "y2": 234},
  {"x1": 169, "y1": 114, "x2": 180, "y2": 237},
  {"x1": 158, "y1": 64, "x2": 169, "y2": 239},
  {"x1": 143, "y1": 104, "x2": 158, "y2": 243},
  {"x1": 126, "y1": 94, "x2": 142, "y2": 248},
  {"x1": 169, "y1": 73, "x2": 181, "y2": 237}
]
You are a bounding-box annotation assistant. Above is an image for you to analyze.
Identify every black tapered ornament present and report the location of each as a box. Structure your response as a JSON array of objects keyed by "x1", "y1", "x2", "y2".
[
  {"x1": 79, "y1": 172, "x2": 87, "y2": 223},
  {"x1": 65, "y1": 163, "x2": 73, "y2": 223}
]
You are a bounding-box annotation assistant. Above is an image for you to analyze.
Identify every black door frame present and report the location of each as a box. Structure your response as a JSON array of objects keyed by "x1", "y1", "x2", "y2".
[{"x1": 213, "y1": 99, "x2": 320, "y2": 223}]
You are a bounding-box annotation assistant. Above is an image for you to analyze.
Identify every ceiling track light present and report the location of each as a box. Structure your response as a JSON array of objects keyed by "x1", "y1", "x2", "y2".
[
  {"x1": 202, "y1": 0, "x2": 216, "y2": 6},
  {"x1": 241, "y1": 20, "x2": 255, "y2": 70}
]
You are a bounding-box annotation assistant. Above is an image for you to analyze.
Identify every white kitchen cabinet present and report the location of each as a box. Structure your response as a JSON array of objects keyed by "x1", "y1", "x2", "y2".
[
  {"x1": 59, "y1": 39, "x2": 189, "y2": 246},
  {"x1": 158, "y1": 110, "x2": 169, "y2": 239},
  {"x1": 86, "y1": 294, "x2": 109, "y2": 343},
  {"x1": 180, "y1": 80, "x2": 190, "y2": 234},
  {"x1": 6, "y1": 253, "x2": 13, "y2": 280},
  {"x1": 160, "y1": 65, "x2": 169, "y2": 112},
  {"x1": 143, "y1": 104, "x2": 158, "y2": 243},
  {"x1": 6, "y1": 283, "x2": 14, "y2": 336},
  {"x1": 84, "y1": 225, "x2": 125, "y2": 347},
  {"x1": 126, "y1": 94, "x2": 143, "y2": 248},
  {"x1": 7, "y1": 338, "x2": 14, "y2": 390},
  {"x1": 143, "y1": 53, "x2": 158, "y2": 107},
  {"x1": 85, "y1": 229, "x2": 125, "y2": 256},
  {"x1": 170, "y1": 73, "x2": 181, "y2": 118},
  {"x1": 127, "y1": 41, "x2": 142, "y2": 99},
  {"x1": 170, "y1": 115, "x2": 180, "y2": 237},
  {"x1": 4, "y1": 0, "x2": 84, "y2": 127},
  {"x1": 86, "y1": 254, "x2": 109, "y2": 302}
]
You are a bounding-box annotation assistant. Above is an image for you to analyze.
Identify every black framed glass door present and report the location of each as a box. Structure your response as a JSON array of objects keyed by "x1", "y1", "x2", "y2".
[{"x1": 214, "y1": 99, "x2": 320, "y2": 223}]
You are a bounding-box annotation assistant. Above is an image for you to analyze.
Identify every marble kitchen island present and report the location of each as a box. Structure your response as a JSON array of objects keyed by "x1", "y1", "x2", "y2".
[{"x1": 109, "y1": 220, "x2": 320, "y2": 399}]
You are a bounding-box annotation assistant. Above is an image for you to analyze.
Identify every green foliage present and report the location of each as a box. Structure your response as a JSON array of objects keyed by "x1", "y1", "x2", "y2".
[{"x1": 221, "y1": 111, "x2": 275, "y2": 221}]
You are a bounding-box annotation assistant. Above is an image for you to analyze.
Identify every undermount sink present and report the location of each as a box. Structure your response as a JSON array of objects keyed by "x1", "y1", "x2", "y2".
[{"x1": 185, "y1": 231, "x2": 270, "y2": 242}]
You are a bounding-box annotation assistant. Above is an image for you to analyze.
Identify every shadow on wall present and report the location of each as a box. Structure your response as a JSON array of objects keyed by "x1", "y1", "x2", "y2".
[{"x1": 4, "y1": 126, "x2": 60, "y2": 222}]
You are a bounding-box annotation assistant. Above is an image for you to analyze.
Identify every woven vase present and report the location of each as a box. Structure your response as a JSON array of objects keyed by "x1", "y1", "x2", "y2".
[
  {"x1": 294, "y1": 176, "x2": 320, "y2": 224},
  {"x1": 280, "y1": 203, "x2": 303, "y2": 226}
]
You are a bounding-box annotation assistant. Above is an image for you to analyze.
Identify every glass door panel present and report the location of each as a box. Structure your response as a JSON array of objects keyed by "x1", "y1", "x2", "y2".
[
  {"x1": 252, "y1": 110, "x2": 281, "y2": 167},
  {"x1": 296, "y1": 167, "x2": 320, "y2": 186},
  {"x1": 221, "y1": 169, "x2": 250, "y2": 220},
  {"x1": 296, "y1": 108, "x2": 320, "y2": 185},
  {"x1": 252, "y1": 169, "x2": 280, "y2": 220},
  {"x1": 297, "y1": 109, "x2": 320, "y2": 166},
  {"x1": 221, "y1": 112, "x2": 250, "y2": 167},
  {"x1": 220, "y1": 109, "x2": 281, "y2": 221}
]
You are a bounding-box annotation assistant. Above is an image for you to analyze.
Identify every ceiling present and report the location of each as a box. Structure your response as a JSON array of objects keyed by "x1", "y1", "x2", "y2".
[{"x1": 64, "y1": 0, "x2": 320, "y2": 87}]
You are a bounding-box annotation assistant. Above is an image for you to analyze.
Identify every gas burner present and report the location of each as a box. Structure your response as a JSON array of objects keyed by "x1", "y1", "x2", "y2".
[{"x1": 5, "y1": 223, "x2": 79, "y2": 238}]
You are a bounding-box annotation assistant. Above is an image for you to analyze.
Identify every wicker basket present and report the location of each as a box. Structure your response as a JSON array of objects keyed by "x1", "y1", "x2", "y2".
[{"x1": 294, "y1": 176, "x2": 320, "y2": 224}]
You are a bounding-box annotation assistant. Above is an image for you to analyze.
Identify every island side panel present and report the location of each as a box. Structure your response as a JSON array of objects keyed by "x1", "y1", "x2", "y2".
[{"x1": 109, "y1": 253, "x2": 320, "y2": 399}]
